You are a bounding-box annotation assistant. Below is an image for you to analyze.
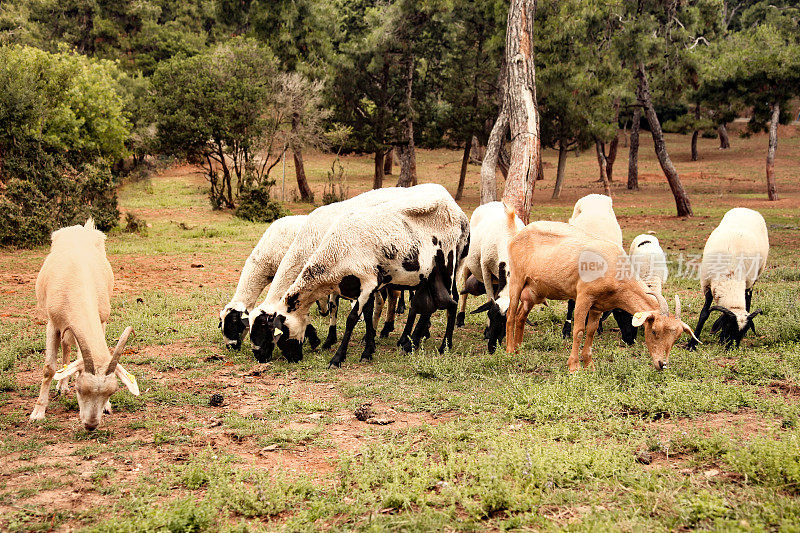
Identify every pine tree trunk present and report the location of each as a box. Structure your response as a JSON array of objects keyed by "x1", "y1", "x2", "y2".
[
  {"x1": 551, "y1": 139, "x2": 568, "y2": 199},
  {"x1": 383, "y1": 147, "x2": 393, "y2": 175},
  {"x1": 481, "y1": 105, "x2": 507, "y2": 204},
  {"x1": 690, "y1": 103, "x2": 700, "y2": 162},
  {"x1": 481, "y1": 55, "x2": 509, "y2": 205},
  {"x1": 290, "y1": 114, "x2": 313, "y2": 202},
  {"x1": 455, "y1": 134, "x2": 472, "y2": 201},
  {"x1": 628, "y1": 107, "x2": 641, "y2": 190},
  {"x1": 606, "y1": 135, "x2": 618, "y2": 181},
  {"x1": 636, "y1": 63, "x2": 692, "y2": 217},
  {"x1": 373, "y1": 151, "x2": 384, "y2": 189},
  {"x1": 501, "y1": 0, "x2": 540, "y2": 224},
  {"x1": 396, "y1": 54, "x2": 417, "y2": 187},
  {"x1": 766, "y1": 102, "x2": 779, "y2": 201},
  {"x1": 718, "y1": 123, "x2": 730, "y2": 149},
  {"x1": 595, "y1": 139, "x2": 611, "y2": 196}
]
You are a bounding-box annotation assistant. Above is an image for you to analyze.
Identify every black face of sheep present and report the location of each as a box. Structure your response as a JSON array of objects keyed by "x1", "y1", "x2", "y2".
[
  {"x1": 710, "y1": 306, "x2": 762, "y2": 349},
  {"x1": 472, "y1": 300, "x2": 506, "y2": 354},
  {"x1": 249, "y1": 312, "x2": 275, "y2": 363},
  {"x1": 220, "y1": 310, "x2": 249, "y2": 350},
  {"x1": 272, "y1": 314, "x2": 303, "y2": 363}
]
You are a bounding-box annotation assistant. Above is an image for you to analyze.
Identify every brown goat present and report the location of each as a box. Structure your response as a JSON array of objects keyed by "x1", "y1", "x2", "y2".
[{"x1": 505, "y1": 222, "x2": 698, "y2": 370}]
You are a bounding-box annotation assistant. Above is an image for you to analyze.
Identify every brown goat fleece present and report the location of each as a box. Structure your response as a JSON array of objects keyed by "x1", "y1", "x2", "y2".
[{"x1": 505, "y1": 221, "x2": 697, "y2": 370}]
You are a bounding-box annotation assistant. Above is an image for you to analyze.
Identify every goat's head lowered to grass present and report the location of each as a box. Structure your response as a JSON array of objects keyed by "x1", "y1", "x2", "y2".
[
  {"x1": 632, "y1": 294, "x2": 700, "y2": 370},
  {"x1": 53, "y1": 326, "x2": 139, "y2": 430}
]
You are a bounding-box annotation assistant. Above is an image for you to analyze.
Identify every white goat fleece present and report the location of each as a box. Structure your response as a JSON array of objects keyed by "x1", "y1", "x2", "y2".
[
  {"x1": 250, "y1": 186, "x2": 419, "y2": 327},
  {"x1": 220, "y1": 215, "x2": 307, "y2": 318},
  {"x1": 568, "y1": 194, "x2": 623, "y2": 250},
  {"x1": 700, "y1": 207, "x2": 769, "y2": 328},
  {"x1": 276, "y1": 183, "x2": 469, "y2": 340},
  {"x1": 460, "y1": 201, "x2": 524, "y2": 312},
  {"x1": 629, "y1": 234, "x2": 669, "y2": 285},
  {"x1": 31, "y1": 219, "x2": 138, "y2": 428}
]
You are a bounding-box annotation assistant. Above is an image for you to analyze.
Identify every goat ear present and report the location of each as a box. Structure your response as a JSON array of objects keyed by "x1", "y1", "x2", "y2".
[
  {"x1": 115, "y1": 364, "x2": 140, "y2": 396},
  {"x1": 54, "y1": 359, "x2": 83, "y2": 381},
  {"x1": 471, "y1": 300, "x2": 494, "y2": 315},
  {"x1": 681, "y1": 322, "x2": 701, "y2": 344},
  {"x1": 632, "y1": 311, "x2": 657, "y2": 327}
]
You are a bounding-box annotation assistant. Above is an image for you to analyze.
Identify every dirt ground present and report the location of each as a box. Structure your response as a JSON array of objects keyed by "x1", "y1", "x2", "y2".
[{"x1": 1, "y1": 127, "x2": 799, "y2": 531}]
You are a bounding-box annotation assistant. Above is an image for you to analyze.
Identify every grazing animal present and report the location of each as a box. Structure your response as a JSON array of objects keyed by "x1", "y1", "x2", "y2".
[
  {"x1": 456, "y1": 202, "x2": 524, "y2": 353},
  {"x1": 31, "y1": 220, "x2": 138, "y2": 430},
  {"x1": 219, "y1": 215, "x2": 308, "y2": 350},
  {"x1": 688, "y1": 208, "x2": 769, "y2": 349},
  {"x1": 248, "y1": 187, "x2": 416, "y2": 363},
  {"x1": 623, "y1": 233, "x2": 670, "y2": 341},
  {"x1": 272, "y1": 183, "x2": 470, "y2": 367},
  {"x1": 563, "y1": 194, "x2": 636, "y2": 344},
  {"x1": 505, "y1": 221, "x2": 698, "y2": 370}
]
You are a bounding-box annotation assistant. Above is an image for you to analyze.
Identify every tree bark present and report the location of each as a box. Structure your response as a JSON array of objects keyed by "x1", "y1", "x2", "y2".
[
  {"x1": 396, "y1": 53, "x2": 417, "y2": 187},
  {"x1": 718, "y1": 123, "x2": 730, "y2": 149},
  {"x1": 290, "y1": 115, "x2": 313, "y2": 202},
  {"x1": 481, "y1": 105, "x2": 507, "y2": 204},
  {"x1": 766, "y1": 102, "x2": 779, "y2": 201},
  {"x1": 501, "y1": 0, "x2": 540, "y2": 224},
  {"x1": 383, "y1": 147, "x2": 393, "y2": 175},
  {"x1": 628, "y1": 106, "x2": 641, "y2": 190},
  {"x1": 595, "y1": 140, "x2": 612, "y2": 196},
  {"x1": 373, "y1": 150, "x2": 384, "y2": 189},
  {"x1": 551, "y1": 138, "x2": 568, "y2": 199},
  {"x1": 636, "y1": 63, "x2": 692, "y2": 217},
  {"x1": 606, "y1": 135, "x2": 618, "y2": 181},
  {"x1": 690, "y1": 103, "x2": 700, "y2": 162},
  {"x1": 455, "y1": 134, "x2": 472, "y2": 201}
]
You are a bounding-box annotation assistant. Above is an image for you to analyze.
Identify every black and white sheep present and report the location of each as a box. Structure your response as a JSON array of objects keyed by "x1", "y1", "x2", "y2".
[
  {"x1": 219, "y1": 215, "x2": 308, "y2": 350},
  {"x1": 688, "y1": 208, "x2": 769, "y2": 349},
  {"x1": 31, "y1": 220, "x2": 138, "y2": 430},
  {"x1": 271, "y1": 183, "x2": 470, "y2": 367},
  {"x1": 248, "y1": 187, "x2": 415, "y2": 363},
  {"x1": 455, "y1": 201, "x2": 524, "y2": 353}
]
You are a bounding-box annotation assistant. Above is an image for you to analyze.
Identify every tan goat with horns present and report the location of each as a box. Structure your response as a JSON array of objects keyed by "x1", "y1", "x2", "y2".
[
  {"x1": 30, "y1": 220, "x2": 139, "y2": 430},
  {"x1": 505, "y1": 221, "x2": 699, "y2": 370}
]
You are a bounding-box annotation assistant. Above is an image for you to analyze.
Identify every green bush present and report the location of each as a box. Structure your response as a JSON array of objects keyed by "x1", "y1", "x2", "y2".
[
  {"x1": 234, "y1": 185, "x2": 289, "y2": 223},
  {"x1": 0, "y1": 45, "x2": 130, "y2": 247}
]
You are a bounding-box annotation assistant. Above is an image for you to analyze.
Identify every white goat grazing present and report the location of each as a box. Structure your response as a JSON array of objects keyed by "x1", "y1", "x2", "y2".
[
  {"x1": 273, "y1": 183, "x2": 469, "y2": 368},
  {"x1": 456, "y1": 202, "x2": 524, "y2": 353},
  {"x1": 564, "y1": 194, "x2": 634, "y2": 342},
  {"x1": 689, "y1": 208, "x2": 769, "y2": 349},
  {"x1": 248, "y1": 187, "x2": 412, "y2": 363},
  {"x1": 31, "y1": 220, "x2": 138, "y2": 430},
  {"x1": 219, "y1": 215, "x2": 307, "y2": 349}
]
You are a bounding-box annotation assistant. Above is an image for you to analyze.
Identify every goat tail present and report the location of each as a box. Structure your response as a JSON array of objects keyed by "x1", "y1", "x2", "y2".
[{"x1": 502, "y1": 202, "x2": 519, "y2": 237}]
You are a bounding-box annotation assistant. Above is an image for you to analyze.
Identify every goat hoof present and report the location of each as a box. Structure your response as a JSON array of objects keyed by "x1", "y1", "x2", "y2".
[{"x1": 456, "y1": 312, "x2": 465, "y2": 327}]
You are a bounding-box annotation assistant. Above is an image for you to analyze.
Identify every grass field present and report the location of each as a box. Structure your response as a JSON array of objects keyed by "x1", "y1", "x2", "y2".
[{"x1": 1, "y1": 126, "x2": 800, "y2": 531}]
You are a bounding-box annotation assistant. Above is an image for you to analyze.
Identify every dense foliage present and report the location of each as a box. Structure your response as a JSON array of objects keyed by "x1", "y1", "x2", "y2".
[
  {"x1": 1, "y1": 0, "x2": 798, "y2": 245},
  {"x1": 0, "y1": 45, "x2": 130, "y2": 246}
]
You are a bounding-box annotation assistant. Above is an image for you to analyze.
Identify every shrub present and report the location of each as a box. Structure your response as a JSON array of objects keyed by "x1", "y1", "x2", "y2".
[
  {"x1": 0, "y1": 46, "x2": 130, "y2": 247},
  {"x1": 234, "y1": 185, "x2": 289, "y2": 223}
]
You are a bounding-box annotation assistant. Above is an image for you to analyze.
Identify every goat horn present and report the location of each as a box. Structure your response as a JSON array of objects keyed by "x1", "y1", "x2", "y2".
[
  {"x1": 63, "y1": 326, "x2": 95, "y2": 375},
  {"x1": 106, "y1": 326, "x2": 134, "y2": 375},
  {"x1": 640, "y1": 277, "x2": 668, "y2": 314},
  {"x1": 674, "y1": 295, "x2": 681, "y2": 320}
]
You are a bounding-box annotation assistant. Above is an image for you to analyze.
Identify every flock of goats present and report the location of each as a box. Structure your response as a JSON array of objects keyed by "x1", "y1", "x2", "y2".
[{"x1": 28, "y1": 184, "x2": 768, "y2": 431}]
